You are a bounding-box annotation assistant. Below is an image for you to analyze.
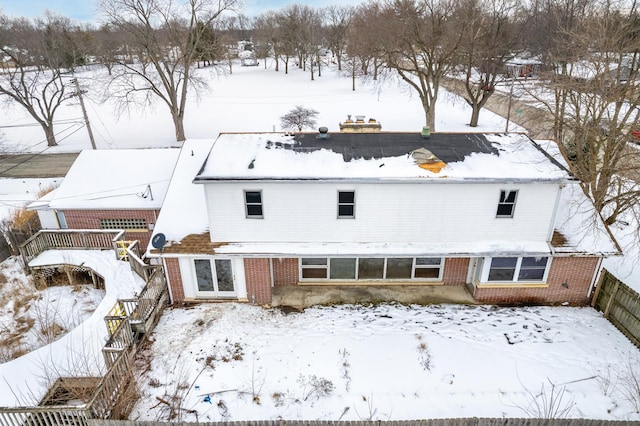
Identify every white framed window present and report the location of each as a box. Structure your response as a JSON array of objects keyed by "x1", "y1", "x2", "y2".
[
  {"x1": 194, "y1": 258, "x2": 235, "y2": 295},
  {"x1": 301, "y1": 258, "x2": 328, "y2": 279},
  {"x1": 244, "y1": 190, "x2": 263, "y2": 218},
  {"x1": 482, "y1": 256, "x2": 550, "y2": 283},
  {"x1": 299, "y1": 257, "x2": 444, "y2": 281},
  {"x1": 496, "y1": 190, "x2": 518, "y2": 218},
  {"x1": 100, "y1": 218, "x2": 147, "y2": 231},
  {"x1": 337, "y1": 191, "x2": 355, "y2": 218}
]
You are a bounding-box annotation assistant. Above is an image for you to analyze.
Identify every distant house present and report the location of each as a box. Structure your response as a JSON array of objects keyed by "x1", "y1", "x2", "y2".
[
  {"x1": 29, "y1": 149, "x2": 180, "y2": 249},
  {"x1": 505, "y1": 55, "x2": 543, "y2": 78},
  {"x1": 146, "y1": 124, "x2": 619, "y2": 307}
]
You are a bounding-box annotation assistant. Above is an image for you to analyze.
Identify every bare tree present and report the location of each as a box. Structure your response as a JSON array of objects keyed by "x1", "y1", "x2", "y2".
[
  {"x1": 529, "y1": 1, "x2": 640, "y2": 226},
  {"x1": 280, "y1": 105, "x2": 319, "y2": 131},
  {"x1": 0, "y1": 13, "x2": 79, "y2": 147},
  {"x1": 99, "y1": 0, "x2": 239, "y2": 142},
  {"x1": 456, "y1": 0, "x2": 521, "y2": 127},
  {"x1": 253, "y1": 11, "x2": 283, "y2": 71},
  {"x1": 324, "y1": 5, "x2": 354, "y2": 71},
  {"x1": 277, "y1": 5, "x2": 304, "y2": 74},
  {"x1": 92, "y1": 24, "x2": 125, "y2": 75},
  {"x1": 348, "y1": 3, "x2": 386, "y2": 82},
  {"x1": 376, "y1": 0, "x2": 465, "y2": 131}
]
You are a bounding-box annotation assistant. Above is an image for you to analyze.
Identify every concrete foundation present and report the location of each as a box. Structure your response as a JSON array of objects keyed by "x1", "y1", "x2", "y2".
[{"x1": 272, "y1": 285, "x2": 478, "y2": 310}]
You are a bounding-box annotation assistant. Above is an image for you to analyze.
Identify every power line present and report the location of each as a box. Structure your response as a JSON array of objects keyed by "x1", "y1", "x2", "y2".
[
  {"x1": 0, "y1": 123, "x2": 81, "y2": 164},
  {"x1": 0, "y1": 124, "x2": 85, "y2": 175},
  {"x1": 0, "y1": 118, "x2": 84, "y2": 129}
]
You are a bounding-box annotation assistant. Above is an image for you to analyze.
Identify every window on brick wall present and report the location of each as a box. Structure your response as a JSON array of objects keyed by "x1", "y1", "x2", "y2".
[
  {"x1": 483, "y1": 256, "x2": 550, "y2": 283},
  {"x1": 194, "y1": 258, "x2": 235, "y2": 295},
  {"x1": 300, "y1": 257, "x2": 444, "y2": 281},
  {"x1": 100, "y1": 218, "x2": 147, "y2": 231}
]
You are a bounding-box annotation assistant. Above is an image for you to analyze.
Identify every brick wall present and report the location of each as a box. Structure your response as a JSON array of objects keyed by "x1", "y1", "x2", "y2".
[
  {"x1": 244, "y1": 258, "x2": 272, "y2": 305},
  {"x1": 273, "y1": 258, "x2": 299, "y2": 286},
  {"x1": 165, "y1": 258, "x2": 184, "y2": 303},
  {"x1": 442, "y1": 258, "x2": 469, "y2": 285},
  {"x1": 473, "y1": 256, "x2": 600, "y2": 306},
  {"x1": 62, "y1": 209, "x2": 159, "y2": 249}
]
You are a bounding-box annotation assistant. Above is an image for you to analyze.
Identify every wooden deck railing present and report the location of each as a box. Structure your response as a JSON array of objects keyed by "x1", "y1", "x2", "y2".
[
  {"x1": 1, "y1": 229, "x2": 168, "y2": 424},
  {"x1": 0, "y1": 406, "x2": 90, "y2": 426},
  {"x1": 20, "y1": 230, "x2": 125, "y2": 266}
]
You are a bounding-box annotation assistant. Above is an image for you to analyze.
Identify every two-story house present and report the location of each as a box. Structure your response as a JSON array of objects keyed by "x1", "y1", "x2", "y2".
[{"x1": 147, "y1": 130, "x2": 619, "y2": 307}]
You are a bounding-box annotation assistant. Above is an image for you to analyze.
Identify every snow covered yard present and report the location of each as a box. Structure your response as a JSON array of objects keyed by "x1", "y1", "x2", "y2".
[
  {"x1": 0, "y1": 256, "x2": 104, "y2": 362},
  {"x1": 0, "y1": 250, "x2": 145, "y2": 406},
  {"x1": 131, "y1": 303, "x2": 640, "y2": 422}
]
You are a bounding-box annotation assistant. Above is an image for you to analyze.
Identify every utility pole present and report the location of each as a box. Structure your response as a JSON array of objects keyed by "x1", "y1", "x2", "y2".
[
  {"x1": 71, "y1": 78, "x2": 97, "y2": 150},
  {"x1": 505, "y1": 75, "x2": 515, "y2": 133}
]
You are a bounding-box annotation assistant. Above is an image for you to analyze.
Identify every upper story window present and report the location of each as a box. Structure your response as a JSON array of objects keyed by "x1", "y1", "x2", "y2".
[
  {"x1": 338, "y1": 191, "x2": 355, "y2": 218},
  {"x1": 244, "y1": 190, "x2": 263, "y2": 218},
  {"x1": 100, "y1": 218, "x2": 147, "y2": 231},
  {"x1": 486, "y1": 256, "x2": 550, "y2": 282},
  {"x1": 496, "y1": 190, "x2": 518, "y2": 218}
]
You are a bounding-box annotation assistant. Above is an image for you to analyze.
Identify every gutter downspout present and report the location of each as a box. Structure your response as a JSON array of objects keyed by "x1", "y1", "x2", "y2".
[
  {"x1": 546, "y1": 183, "x2": 565, "y2": 243},
  {"x1": 162, "y1": 257, "x2": 175, "y2": 304},
  {"x1": 587, "y1": 256, "x2": 604, "y2": 300}
]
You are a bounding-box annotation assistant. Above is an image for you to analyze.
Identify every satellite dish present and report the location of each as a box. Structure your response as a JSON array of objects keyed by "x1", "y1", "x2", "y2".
[{"x1": 151, "y1": 233, "x2": 166, "y2": 249}]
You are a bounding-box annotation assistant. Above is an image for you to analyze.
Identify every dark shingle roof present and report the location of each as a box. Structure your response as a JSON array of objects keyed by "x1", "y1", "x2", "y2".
[{"x1": 289, "y1": 132, "x2": 499, "y2": 162}]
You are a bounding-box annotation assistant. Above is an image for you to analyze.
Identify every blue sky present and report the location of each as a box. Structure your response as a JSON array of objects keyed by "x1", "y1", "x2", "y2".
[{"x1": 1, "y1": 0, "x2": 365, "y2": 23}]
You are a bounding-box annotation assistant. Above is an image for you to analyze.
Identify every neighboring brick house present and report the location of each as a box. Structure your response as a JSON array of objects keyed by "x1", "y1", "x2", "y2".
[
  {"x1": 29, "y1": 148, "x2": 180, "y2": 249},
  {"x1": 147, "y1": 127, "x2": 619, "y2": 307}
]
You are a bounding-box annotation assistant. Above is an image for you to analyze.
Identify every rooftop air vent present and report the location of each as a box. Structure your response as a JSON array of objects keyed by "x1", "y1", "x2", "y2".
[{"x1": 318, "y1": 126, "x2": 329, "y2": 139}]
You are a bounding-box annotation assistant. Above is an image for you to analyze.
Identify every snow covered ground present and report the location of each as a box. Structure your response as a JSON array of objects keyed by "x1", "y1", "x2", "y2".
[{"x1": 130, "y1": 303, "x2": 640, "y2": 422}]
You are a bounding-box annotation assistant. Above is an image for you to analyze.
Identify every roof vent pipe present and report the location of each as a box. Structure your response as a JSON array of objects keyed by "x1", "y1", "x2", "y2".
[{"x1": 318, "y1": 126, "x2": 329, "y2": 139}]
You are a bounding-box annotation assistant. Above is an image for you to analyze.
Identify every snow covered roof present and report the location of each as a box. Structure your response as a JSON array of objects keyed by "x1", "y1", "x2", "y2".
[
  {"x1": 194, "y1": 132, "x2": 573, "y2": 182},
  {"x1": 148, "y1": 135, "x2": 616, "y2": 258},
  {"x1": 146, "y1": 139, "x2": 215, "y2": 251},
  {"x1": 26, "y1": 188, "x2": 58, "y2": 210},
  {"x1": 48, "y1": 148, "x2": 180, "y2": 210}
]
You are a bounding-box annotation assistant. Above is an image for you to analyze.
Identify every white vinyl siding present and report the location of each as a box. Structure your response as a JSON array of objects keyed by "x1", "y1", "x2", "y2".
[{"x1": 203, "y1": 182, "x2": 560, "y2": 244}]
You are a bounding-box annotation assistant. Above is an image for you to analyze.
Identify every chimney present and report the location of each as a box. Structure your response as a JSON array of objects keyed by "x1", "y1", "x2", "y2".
[{"x1": 339, "y1": 115, "x2": 382, "y2": 133}]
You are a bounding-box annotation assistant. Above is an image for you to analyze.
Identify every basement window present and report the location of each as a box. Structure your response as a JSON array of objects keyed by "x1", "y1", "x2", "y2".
[{"x1": 300, "y1": 257, "x2": 444, "y2": 281}]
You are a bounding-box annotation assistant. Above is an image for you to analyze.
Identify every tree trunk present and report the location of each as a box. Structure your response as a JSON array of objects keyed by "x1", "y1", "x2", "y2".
[
  {"x1": 44, "y1": 124, "x2": 57, "y2": 147},
  {"x1": 352, "y1": 66, "x2": 356, "y2": 91},
  {"x1": 470, "y1": 105, "x2": 481, "y2": 127},
  {"x1": 173, "y1": 113, "x2": 186, "y2": 142}
]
